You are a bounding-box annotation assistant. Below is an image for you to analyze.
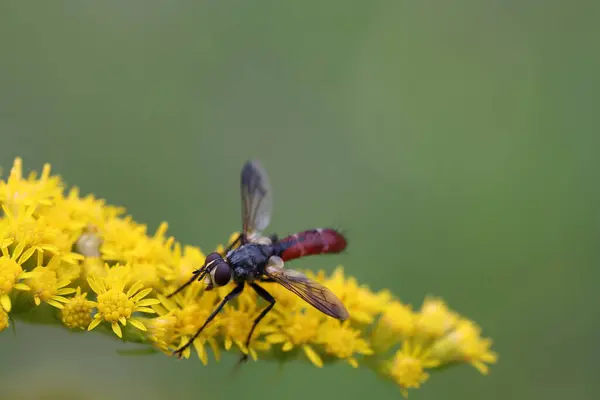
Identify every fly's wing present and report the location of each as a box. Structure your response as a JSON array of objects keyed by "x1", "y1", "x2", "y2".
[
  {"x1": 265, "y1": 263, "x2": 349, "y2": 320},
  {"x1": 240, "y1": 160, "x2": 273, "y2": 242}
]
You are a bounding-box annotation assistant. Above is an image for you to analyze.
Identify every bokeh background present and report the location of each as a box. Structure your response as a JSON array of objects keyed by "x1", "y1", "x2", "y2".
[{"x1": 1, "y1": 1, "x2": 597, "y2": 399}]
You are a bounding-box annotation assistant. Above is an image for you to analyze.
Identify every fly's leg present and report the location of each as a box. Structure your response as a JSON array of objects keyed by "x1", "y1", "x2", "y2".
[
  {"x1": 173, "y1": 283, "x2": 244, "y2": 359},
  {"x1": 238, "y1": 283, "x2": 276, "y2": 364},
  {"x1": 166, "y1": 267, "x2": 208, "y2": 298}
]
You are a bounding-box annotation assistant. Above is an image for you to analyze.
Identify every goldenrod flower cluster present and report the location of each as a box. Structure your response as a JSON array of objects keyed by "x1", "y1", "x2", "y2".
[{"x1": 0, "y1": 157, "x2": 497, "y2": 396}]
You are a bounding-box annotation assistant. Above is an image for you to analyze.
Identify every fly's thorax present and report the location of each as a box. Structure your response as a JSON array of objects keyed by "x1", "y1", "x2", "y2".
[{"x1": 227, "y1": 243, "x2": 274, "y2": 282}]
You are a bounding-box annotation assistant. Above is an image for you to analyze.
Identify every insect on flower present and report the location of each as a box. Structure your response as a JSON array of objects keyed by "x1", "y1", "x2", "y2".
[{"x1": 168, "y1": 160, "x2": 350, "y2": 362}]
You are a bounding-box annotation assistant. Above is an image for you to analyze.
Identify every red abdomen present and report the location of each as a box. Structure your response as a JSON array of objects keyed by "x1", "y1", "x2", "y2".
[{"x1": 276, "y1": 229, "x2": 347, "y2": 262}]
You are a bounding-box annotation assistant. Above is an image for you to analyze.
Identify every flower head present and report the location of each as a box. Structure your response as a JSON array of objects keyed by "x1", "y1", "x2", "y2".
[
  {"x1": 87, "y1": 272, "x2": 160, "y2": 338},
  {"x1": 316, "y1": 319, "x2": 373, "y2": 368},
  {"x1": 324, "y1": 266, "x2": 390, "y2": 324},
  {"x1": 60, "y1": 287, "x2": 94, "y2": 329},
  {"x1": 0, "y1": 157, "x2": 62, "y2": 214},
  {"x1": 218, "y1": 290, "x2": 273, "y2": 361},
  {"x1": 21, "y1": 263, "x2": 76, "y2": 309},
  {"x1": 156, "y1": 286, "x2": 223, "y2": 364},
  {"x1": 386, "y1": 343, "x2": 440, "y2": 397},
  {"x1": 266, "y1": 308, "x2": 324, "y2": 366},
  {"x1": 0, "y1": 241, "x2": 35, "y2": 312}
]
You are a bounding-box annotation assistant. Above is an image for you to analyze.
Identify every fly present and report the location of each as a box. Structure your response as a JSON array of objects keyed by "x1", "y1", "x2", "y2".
[{"x1": 168, "y1": 160, "x2": 349, "y2": 362}]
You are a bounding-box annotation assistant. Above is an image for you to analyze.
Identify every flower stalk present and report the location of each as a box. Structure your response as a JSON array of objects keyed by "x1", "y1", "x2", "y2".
[{"x1": 0, "y1": 157, "x2": 497, "y2": 396}]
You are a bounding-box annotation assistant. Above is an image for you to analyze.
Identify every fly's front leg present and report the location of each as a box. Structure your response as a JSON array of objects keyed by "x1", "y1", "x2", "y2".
[
  {"x1": 238, "y1": 283, "x2": 276, "y2": 364},
  {"x1": 173, "y1": 283, "x2": 244, "y2": 358}
]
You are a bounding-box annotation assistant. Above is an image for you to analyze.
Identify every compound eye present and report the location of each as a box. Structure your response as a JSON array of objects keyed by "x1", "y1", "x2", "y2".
[
  {"x1": 212, "y1": 262, "x2": 232, "y2": 286},
  {"x1": 204, "y1": 252, "x2": 221, "y2": 268}
]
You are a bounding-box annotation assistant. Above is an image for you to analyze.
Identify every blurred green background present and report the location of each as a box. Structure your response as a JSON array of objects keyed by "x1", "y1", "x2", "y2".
[{"x1": 1, "y1": 1, "x2": 598, "y2": 399}]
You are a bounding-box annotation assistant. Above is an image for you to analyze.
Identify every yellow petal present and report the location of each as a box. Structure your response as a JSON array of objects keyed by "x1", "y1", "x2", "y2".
[
  {"x1": 157, "y1": 294, "x2": 177, "y2": 312},
  {"x1": 57, "y1": 288, "x2": 76, "y2": 295},
  {"x1": 127, "y1": 281, "x2": 144, "y2": 298},
  {"x1": 12, "y1": 240, "x2": 25, "y2": 261},
  {"x1": 225, "y1": 338, "x2": 232, "y2": 350},
  {"x1": 134, "y1": 307, "x2": 156, "y2": 314},
  {"x1": 194, "y1": 340, "x2": 208, "y2": 365},
  {"x1": 87, "y1": 317, "x2": 102, "y2": 331},
  {"x1": 46, "y1": 299, "x2": 65, "y2": 309},
  {"x1": 282, "y1": 341, "x2": 294, "y2": 352},
  {"x1": 250, "y1": 348, "x2": 258, "y2": 361},
  {"x1": 347, "y1": 357, "x2": 359, "y2": 368},
  {"x1": 1, "y1": 237, "x2": 14, "y2": 249},
  {"x1": 119, "y1": 316, "x2": 127, "y2": 326},
  {"x1": 129, "y1": 318, "x2": 147, "y2": 332},
  {"x1": 51, "y1": 296, "x2": 71, "y2": 303},
  {"x1": 302, "y1": 345, "x2": 323, "y2": 368},
  {"x1": 135, "y1": 298, "x2": 161, "y2": 307},
  {"x1": 36, "y1": 250, "x2": 43, "y2": 268},
  {"x1": 112, "y1": 321, "x2": 123, "y2": 338},
  {"x1": 18, "y1": 247, "x2": 36, "y2": 264},
  {"x1": 131, "y1": 287, "x2": 152, "y2": 302},
  {"x1": 0, "y1": 294, "x2": 12, "y2": 312},
  {"x1": 34, "y1": 296, "x2": 41, "y2": 306},
  {"x1": 13, "y1": 283, "x2": 30, "y2": 291},
  {"x1": 235, "y1": 339, "x2": 248, "y2": 354},
  {"x1": 208, "y1": 339, "x2": 221, "y2": 361},
  {"x1": 183, "y1": 346, "x2": 191, "y2": 359},
  {"x1": 87, "y1": 277, "x2": 103, "y2": 295},
  {"x1": 267, "y1": 333, "x2": 287, "y2": 344}
]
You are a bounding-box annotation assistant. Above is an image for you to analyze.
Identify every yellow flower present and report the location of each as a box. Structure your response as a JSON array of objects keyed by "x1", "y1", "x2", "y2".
[
  {"x1": 60, "y1": 287, "x2": 94, "y2": 329},
  {"x1": 87, "y1": 274, "x2": 160, "y2": 338},
  {"x1": 413, "y1": 296, "x2": 459, "y2": 339},
  {"x1": 99, "y1": 216, "x2": 148, "y2": 262},
  {"x1": 379, "y1": 297, "x2": 497, "y2": 397},
  {"x1": 265, "y1": 305, "x2": 325, "y2": 367},
  {"x1": 21, "y1": 256, "x2": 76, "y2": 308},
  {"x1": 371, "y1": 300, "x2": 415, "y2": 352},
  {"x1": 147, "y1": 314, "x2": 178, "y2": 354},
  {"x1": 0, "y1": 157, "x2": 62, "y2": 214},
  {"x1": 163, "y1": 243, "x2": 206, "y2": 293},
  {"x1": 131, "y1": 221, "x2": 175, "y2": 264},
  {"x1": 59, "y1": 186, "x2": 124, "y2": 230},
  {"x1": 0, "y1": 204, "x2": 59, "y2": 256},
  {"x1": 218, "y1": 289, "x2": 272, "y2": 361},
  {"x1": 324, "y1": 266, "x2": 390, "y2": 324},
  {"x1": 315, "y1": 319, "x2": 373, "y2": 368},
  {"x1": 156, "y1": 286, "x2": 222, "y2": 364},
  {"x1": 386, "y1": 341, "x2": 440, "y2": 397},
  {"x1": 0, "y1": 240, "x2": 35, "y2": 312},
  {"x1": 429, "y1": 318, "x2": 498, "y2": 374}
]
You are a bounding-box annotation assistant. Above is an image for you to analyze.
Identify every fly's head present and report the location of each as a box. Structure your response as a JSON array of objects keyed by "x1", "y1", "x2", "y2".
[{"x1": 201, "y1": 252, "x2": 233, "y2": 290}]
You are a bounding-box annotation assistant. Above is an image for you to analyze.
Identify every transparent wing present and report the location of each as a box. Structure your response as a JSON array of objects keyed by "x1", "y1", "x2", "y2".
[
  {"x1": 240, "y1": 160, "x2": 273, "y2": 240},
  {"x1": 265, "y1": 262, "x2": 349, "y2": 320}
]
